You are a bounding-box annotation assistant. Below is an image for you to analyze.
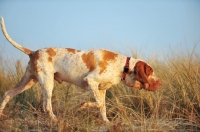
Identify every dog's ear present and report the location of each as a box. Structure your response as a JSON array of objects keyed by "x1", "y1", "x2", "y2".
[
  {"x1": 144, "y1": 63, "x2": 153, "y2": 76},
  {"x1": 134, "y1": 61, "x2": 149, "y2": 84}
]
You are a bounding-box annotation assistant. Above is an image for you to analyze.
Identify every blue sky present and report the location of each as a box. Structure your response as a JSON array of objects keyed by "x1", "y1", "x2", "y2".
[{"x1": 0, "y1": 0, "x2": 200, "y2": 61}]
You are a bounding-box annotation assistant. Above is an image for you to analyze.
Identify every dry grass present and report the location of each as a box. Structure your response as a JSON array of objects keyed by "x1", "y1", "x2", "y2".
[{"x1": 0, "y1": 45, "x2": 200, "y2": 132}]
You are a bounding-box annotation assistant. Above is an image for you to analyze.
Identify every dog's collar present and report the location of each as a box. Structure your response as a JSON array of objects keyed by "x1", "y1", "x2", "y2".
[{"x1": 121, "y1": 57, "x2": 130, "y2": 80}]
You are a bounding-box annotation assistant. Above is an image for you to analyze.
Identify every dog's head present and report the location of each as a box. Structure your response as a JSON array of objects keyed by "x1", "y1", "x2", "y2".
[{"x1": 125, "y1": 61, "x2": 161, "y2": 91}]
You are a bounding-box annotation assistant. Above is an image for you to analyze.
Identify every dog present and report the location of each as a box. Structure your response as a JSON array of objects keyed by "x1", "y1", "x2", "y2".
[{"x1": 0, "y1": 17, "x2": 161, "y2": 123}]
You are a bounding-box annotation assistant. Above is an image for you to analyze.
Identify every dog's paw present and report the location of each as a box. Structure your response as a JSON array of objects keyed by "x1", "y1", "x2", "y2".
[{"x1": 80, "y1": 102, "x2": 90, "y2": 109}]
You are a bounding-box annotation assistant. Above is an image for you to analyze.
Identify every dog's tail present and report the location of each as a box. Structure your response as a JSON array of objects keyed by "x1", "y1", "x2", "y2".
[{"x1": 0, "y1": 17, "x2": 33, "y2": 55}]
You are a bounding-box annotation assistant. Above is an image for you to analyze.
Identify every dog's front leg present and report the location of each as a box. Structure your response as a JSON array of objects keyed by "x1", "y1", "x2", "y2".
[
  {"x1": 99, "y1": 89, "x2": 109, "y2": 122},
  {"x1": 81, "y1": 77, "x2": 109, "y2": 123}
]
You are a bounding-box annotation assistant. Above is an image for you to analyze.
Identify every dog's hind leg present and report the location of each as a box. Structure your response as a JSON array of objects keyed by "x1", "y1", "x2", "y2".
[
  {"x1": 0, "y1": 69, "x2": 37, "y2": 116},
  {"x1": 37, "y1": 71, "x2": 56, "y2": 121}
]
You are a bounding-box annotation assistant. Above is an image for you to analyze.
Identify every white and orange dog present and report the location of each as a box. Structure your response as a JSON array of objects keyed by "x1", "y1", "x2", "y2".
[{"x1": 0, "y1": 17, "x2": 161, "y2": 122}]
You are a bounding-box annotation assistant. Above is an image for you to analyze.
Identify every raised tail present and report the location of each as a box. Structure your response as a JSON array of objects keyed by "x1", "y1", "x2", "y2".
[{"x1": 0, "y1": 17, "x2": 33, "y2": 55}]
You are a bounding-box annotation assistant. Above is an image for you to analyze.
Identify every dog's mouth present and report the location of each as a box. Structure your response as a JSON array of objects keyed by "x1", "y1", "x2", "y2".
[
  {"x1": 132, "y1": 80, "x2": 161, "y2": 91},
  {"x1": 132, "y1": 80, "x2": 143, "y2": 88},
  {"x1": 126, "y1": 80, "x2": 143, "y2": 89}
]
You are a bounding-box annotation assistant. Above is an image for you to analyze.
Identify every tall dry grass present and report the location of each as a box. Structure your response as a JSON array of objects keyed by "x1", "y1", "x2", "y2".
[{"x1": 0, "y1": 45, "x2": 200, "y2": 132}]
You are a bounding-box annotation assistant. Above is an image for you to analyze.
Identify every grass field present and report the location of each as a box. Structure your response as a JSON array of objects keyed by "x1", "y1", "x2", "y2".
[{"x1": 0, "y1": 46, "x2": 200, "y2": 132}]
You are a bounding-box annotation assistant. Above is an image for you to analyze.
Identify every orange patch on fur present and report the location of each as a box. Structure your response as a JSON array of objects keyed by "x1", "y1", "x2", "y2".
[
  {"x1": 66, "y1": 48, "x2": 81, "y2": 54},
  {"x1": 66, "y1": 48, "x2": 76, "y2": 54},
  {"x1": 46, "y1": 48, "x2": 56, "y2": 62},
  {"x1": 81, "y1": 51, "x2": 96, "y2": 72},
  {"x1": 99, "y1": 50, "x2": 118, "y2": 74},
  {"x1": 46, "y1": 48, "x2": 56, "y2": 56},
  {"x1": 29, "y1": 51, "x2": 40, "y2": 73},
  {"x1": 48, "y1": 57, "x2": 52, "y2": 62}
]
